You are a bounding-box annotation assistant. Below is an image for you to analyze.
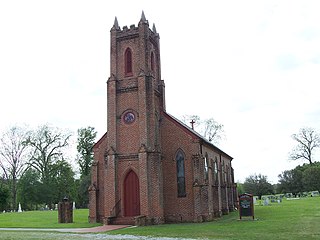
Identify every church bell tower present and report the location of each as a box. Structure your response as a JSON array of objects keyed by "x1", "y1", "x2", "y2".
[{"x1": 104, "y1": 12, "x2": 165, "y2": 224}]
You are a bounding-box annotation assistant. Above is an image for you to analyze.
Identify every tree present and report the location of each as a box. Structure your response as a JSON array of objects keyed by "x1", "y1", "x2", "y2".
[
  {"x1": 203, "y1": 118, "x2": 224, "y2": 143},
  {"x1": 236, "y1": 182, "x2": 245, "y2": 195},
  {"x1": 75, "y1": 127, "x2": 97, "y2": 208},
  {"x1": 182, "y1": 115, "x2": 224, "y2": 144},
  {"x1": 243, "y1": 174, "x2": 274, "y2": 199},
  {"x1": 75, "y1": 174, "x2": 91, "y2": 208},
  {"x1": 50, "y1": 159, "x2": 76, "y2": 203},
  {"x1": 0, "y1": 126, "x2": 29, "y2": 210},
  {"x1": 277, "y1": 163, "x2": 320, "y2": 195},
  {"x1": 18, "y1": 159, "x2": 76, "y2": 210},
  {"x1": 0, "y1": 179, "x2": 9, "y2": 211},
  {"x1": 76, "y1": 127, "x2": 97, "y2": 176},
  {"x1": 302, "y1": 163, "x2": 320, "y2": 192},
  {"x1": 290, "y1": 127, "x2": 320, "y2": 164},
  {"x1": 23, "y1": 125, "x2": 72, "y2": 208},
  {"x1": 25, "y1": 125, "x2": 71, "y2": 182},
  {"x1": 17, "y1": 168, "x2": 41, "y2": 210},
  {"x1": 277, "y1": 168, "x2": 304, "y2": 194}
]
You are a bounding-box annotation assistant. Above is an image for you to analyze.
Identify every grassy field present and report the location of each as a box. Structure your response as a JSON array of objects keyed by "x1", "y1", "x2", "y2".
[
  {"x1": 110, "y1": 196, "x2": 320, "y2": 240},
  {"x1": 0, "y1": 197, "x2": 319, "y2": 239},
  {"x1": 0, "y1": 209, "x2": 101, "y2": 228}
]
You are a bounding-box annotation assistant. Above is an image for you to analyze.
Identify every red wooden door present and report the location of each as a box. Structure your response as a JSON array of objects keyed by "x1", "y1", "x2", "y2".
[{"x1": 124, "y1": 170, "x2": 140, "y2": 216}]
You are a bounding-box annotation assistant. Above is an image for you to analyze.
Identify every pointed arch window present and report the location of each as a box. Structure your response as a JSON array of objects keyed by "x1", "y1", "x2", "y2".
[
  {"x1": 226, "y1": 164, "x2": 229, "y2": 183},
  {"x1": 125, "y1": 48, "x2": 133, "y2": 76},
  {"x1": 221, "y1": 161, "x2": 226, "y2": 184},
  {"x1": 204, "y1": 154, "x2": 209, "y2": 181},
  {"x1": 176, "y1": 149, "x2": 186, "y2": 197},
  {"x1": 151, "y1": 52, "x2": 155, "y2": 71},
  {"x1": 214, "y1": 157, "x2": 218, "y2": 182}
]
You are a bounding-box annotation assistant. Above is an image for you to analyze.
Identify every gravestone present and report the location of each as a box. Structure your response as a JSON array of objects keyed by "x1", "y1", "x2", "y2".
[
  {"x1": 17, "y1": 203, "x2": 22, "y2": 213},
  {"x1": 239, "y1": 193, "x2": 254, "y2": 220},
  {"x1": 58, "y1": 197, "x2": 73, "y2": 223}
]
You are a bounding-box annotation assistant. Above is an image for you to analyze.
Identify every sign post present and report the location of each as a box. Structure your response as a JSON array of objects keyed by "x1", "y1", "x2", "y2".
[{"x1": 239, "y1": 193, "x2": 254, "y2": 220}]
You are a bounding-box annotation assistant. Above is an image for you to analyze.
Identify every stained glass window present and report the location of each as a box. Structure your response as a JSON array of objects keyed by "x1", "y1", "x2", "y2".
[{"x1": 176, "y1": 149, "x2": 186, "y2": 197}]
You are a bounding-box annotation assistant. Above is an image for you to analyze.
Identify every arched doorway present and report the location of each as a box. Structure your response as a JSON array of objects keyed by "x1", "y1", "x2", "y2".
[{"x1": 124, "y1": 170, "x2": 140, "y2": 216}]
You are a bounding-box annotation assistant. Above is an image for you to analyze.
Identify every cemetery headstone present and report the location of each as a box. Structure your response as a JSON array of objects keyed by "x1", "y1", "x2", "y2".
[{"x1": 239, "y1": 193, "x2": 254, "y2": 220}]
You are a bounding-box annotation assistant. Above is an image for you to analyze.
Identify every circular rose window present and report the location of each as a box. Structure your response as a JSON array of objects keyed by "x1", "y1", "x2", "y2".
[{"x1": 123, "y1": 112, "x2": 135, "y2": 124}]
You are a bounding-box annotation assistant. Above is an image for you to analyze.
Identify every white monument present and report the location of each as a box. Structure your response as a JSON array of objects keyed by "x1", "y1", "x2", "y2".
[{"x1": 18, "y1": 203, "x2": 22, "y2": 213}]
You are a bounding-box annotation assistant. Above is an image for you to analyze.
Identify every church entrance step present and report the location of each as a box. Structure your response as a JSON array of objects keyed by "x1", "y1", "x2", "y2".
[{"x1": 111, "y1": 216, "x2": 135, "y2": 225}]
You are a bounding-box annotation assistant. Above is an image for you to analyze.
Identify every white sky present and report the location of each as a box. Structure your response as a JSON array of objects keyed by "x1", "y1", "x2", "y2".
[{"x1": 1, "y1": 0, "x2": 320, "y2": 184}]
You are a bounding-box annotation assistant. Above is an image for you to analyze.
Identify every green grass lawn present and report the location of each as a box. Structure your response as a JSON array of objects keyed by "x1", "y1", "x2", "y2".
[
  {"x1": 0, "y1": 197, "x2": 319, "y2": 239},
  {"x1": 109, "y1": 197, "x2": 320, "y2": 240},
  {"x1": 0, "y1": 209, "x2": 101, "y2": 228}
]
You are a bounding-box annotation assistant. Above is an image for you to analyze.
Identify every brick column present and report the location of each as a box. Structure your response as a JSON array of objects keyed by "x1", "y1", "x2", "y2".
[
  {"x1": 105, "y1": 149, "x2": 117, "y2": 219},
  {"x1": 88, "y1": 184, "x2": 97, "y2": 223},
  {"x1": 192, "y1": 154, "x2": 202, "y2": 222},
  {"x1": 207, "y1": 161, "x2": 214, "y2": 220},
  {"x1": 139, "y1": 145, "x2": 149, "y2": 217}
]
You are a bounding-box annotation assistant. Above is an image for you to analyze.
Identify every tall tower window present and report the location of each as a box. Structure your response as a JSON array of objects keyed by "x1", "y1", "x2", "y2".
[
  {"x1": 125, "y1": 48, "x2": 133, "y2": 76},
  {"x1": 176, "y1": 149, "x2": 186, "y2": 197},
  {"x1": 151, "y1": 52, "x2": 155, "y2": 71}
]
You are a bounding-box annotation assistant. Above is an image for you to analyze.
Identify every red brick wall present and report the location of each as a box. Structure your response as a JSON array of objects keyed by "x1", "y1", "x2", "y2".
[{"x1": 161, "y1": 114, "x2": 197, "y2": 222}]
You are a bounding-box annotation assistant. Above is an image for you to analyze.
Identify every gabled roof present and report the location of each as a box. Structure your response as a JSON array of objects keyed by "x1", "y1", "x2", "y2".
[
  {"x1": 163, "y1": 112, "x2": 233, "y2": 160},
  {"x1": 92, "y1": 113, "x2": 233, "y2": 160},
  {"x1": 93, "y1": 131, "x2": 108, "y2": 149}
]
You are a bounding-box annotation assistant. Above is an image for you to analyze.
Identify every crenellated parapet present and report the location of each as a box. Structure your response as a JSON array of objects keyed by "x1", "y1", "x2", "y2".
[{"x1": 111, "y1": 11, "x2": 159, "y2": 42}]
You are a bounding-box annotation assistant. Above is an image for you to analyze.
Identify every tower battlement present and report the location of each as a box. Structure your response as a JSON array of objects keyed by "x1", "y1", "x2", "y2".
[{"x1": 112, "y1": 12, "x2": 159, "y2": 40}]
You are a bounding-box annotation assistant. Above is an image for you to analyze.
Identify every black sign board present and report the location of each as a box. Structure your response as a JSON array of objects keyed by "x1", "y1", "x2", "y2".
[{"x1": 239, "y1": 193, "x2": 254, "y2": 220}]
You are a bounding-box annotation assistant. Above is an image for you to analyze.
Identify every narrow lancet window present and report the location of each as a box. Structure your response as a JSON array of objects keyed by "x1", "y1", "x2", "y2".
[
  {"x1": 176, "y1": 149, "x2": 186, "y2": 197},
  {"x1": 204, "y1": 154, "x2": 209, "y2": 180},
  {"x1": 151, "y1": 52, "x2": 155, "y2": 71},
  {"x1": 214, "y1": 157, "x2": 218, "y2": 182},
  {"x1": 125, "y1": 48, "x2": 133, "y2": 76}
]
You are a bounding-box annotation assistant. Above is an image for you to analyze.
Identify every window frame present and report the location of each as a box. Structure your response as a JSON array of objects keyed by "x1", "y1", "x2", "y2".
[
  {"x1": 176, "y1": 149, "x2": 186, "y2": 198},
  {"x1": 204, "y1": 154, "x2": 209, "y2": 181},
  {"x1": 124, "y1": 48, "x2": 133, "y2": 76}
]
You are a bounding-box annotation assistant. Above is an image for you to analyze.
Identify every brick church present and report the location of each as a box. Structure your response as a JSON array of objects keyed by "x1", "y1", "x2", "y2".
[{"x1": 89, "y1": 12, "x2": 237, "y2": 225}]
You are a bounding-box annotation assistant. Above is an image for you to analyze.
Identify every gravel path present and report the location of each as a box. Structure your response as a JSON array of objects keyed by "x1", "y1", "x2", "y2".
[
  {"x1": 0, "y1": 231, "x2": 204, "y2": 240},
  {"x1": 0, "y1": 227, "x2": 206, "y2": 240}
]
